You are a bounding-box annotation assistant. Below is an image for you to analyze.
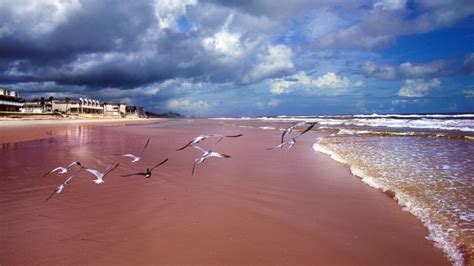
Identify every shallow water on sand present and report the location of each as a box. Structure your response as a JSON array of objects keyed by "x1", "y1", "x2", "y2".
[{"x1": 218, "y1": 114, "x2": 474, "y2": 265}]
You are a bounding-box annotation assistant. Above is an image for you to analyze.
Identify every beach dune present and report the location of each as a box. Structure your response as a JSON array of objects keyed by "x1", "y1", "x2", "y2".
[{"x1": 0, "y1": 119, "x2": 449, "y2": 265}]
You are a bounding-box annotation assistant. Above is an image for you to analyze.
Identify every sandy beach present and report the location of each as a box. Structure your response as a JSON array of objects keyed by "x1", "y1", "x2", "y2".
[
  {"x1": 0, "y1": 119, "x2": 450, "y2": 265},
  {"x1": 0, "y1": 118, "x2": 164, "y2": 144}
]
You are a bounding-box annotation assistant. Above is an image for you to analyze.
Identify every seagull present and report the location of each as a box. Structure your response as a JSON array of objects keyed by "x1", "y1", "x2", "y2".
[
  {"x1": 121, "y1": 158, "x2": 169, "y2": 178},
  {"x1": 267, "y1": 138, "x2": 296, "y2": 150},
  {"x1": 176, "y1": 134, "x2": 243, "y2": 151},
  {"x1": 45, "y1": 169, "x2": 83, "y2": 201},
  {"x1": 115, "y1": 139, "x2": 150, "y2": 163},
  {"x1": 82, "y1": 162, "x2": 120, "y2": 184},
  {"x1": 281, "y1": 122, "x2": 318, "y2": 143},
  {"x1": 191, "y1": 146, "x2": 231, "y2": 175},
  {"x1": 43, "y1": 161, "x2": 82, "y2": 177}
]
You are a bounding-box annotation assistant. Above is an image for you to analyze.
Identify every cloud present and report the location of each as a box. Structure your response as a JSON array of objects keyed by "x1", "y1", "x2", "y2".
[
  {"x1": 462, "y1": 89, "x2": 474, "y2": 98},
  {"x1": 359, "y1": 60, "x2": 453, "y2": 79},
  {"x1": 242, "y1": 44, "x2": 294, "y2": 84},
  {"x1": 316, "y1": 0, "x2": 474, "y2": 49},
  {"x1": 398, "y1": 78, "x2": 441, "y2": 97},
  {"x1": 313, "y1": 72, "x2": 351, "y2": 89},
  {"x1": 270, "y1": 71, "x2": 364, "y2": 94},
  {"x1": 373, "y1": 0, "x2": 406, "y2": 11},
  {"x1": 462, "y1": 53, "x2": 474, "y2": 75},
  {"x1": 167, "y1": 99, "x2": 210, "y2": 111}
]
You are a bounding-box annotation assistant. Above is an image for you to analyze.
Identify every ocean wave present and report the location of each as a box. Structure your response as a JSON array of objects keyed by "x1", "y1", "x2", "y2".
[
  {"x1": 335, "y1": 128, "x2": 473, "y2": 140},
  {"x1": 312, "y1": 140, "x2": 466, "y2": 266}
]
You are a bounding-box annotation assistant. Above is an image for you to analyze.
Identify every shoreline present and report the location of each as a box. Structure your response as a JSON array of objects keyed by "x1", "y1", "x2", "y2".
[{"x1": 0, "y1": 119, "x2": 450, "y2": 265}]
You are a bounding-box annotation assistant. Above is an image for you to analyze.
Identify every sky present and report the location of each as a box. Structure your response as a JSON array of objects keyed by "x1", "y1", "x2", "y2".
[{"x1": 0, "y1": 0, "x2": 473, "y2": 116}]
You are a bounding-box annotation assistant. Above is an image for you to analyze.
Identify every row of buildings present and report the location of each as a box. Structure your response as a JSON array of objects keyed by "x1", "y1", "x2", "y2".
[{"x1": 0, "y1": 88, "x2": 144, "y2": 117}]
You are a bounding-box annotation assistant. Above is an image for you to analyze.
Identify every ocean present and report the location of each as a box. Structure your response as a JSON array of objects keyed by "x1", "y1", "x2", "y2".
[{"x1": 217, "y1": 114, "x2": 473, "y2": 265}]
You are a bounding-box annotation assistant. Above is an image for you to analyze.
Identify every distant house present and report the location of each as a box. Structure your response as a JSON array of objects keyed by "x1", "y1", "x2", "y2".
[
  {"x1": 104, "y1": 103, "x2": 127, "y2": 116},
  {"x1": 0, "y1": 88, "x2": 23, "y2": 112},
  {"x1": 126, "y1": 106, "x2": 144, "y2": 117},
  {"x1": 20, "y1": 97, "x2": 54, "y2": 113}
]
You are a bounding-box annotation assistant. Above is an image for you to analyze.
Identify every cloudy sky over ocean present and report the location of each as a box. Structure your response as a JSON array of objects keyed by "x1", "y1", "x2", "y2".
[{"x1": 0, "y1": 0, "x2": 473, "y2": 116}]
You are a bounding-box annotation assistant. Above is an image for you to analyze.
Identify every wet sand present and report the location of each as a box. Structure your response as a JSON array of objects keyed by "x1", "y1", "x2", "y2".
[
  {"x1": 0, "y1": 118, "x2": 163, "y2": 144},
  {"x1": 0, "y1": 119, "x2": 450, "y2": 265}
]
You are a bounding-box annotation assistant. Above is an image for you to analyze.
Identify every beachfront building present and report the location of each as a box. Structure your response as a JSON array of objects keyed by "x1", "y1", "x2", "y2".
[
  {"x1": 104, "y1": 103, "x2": 126, "y2": 116},
  {"x1": 52, "y1": 98, "x2": 103, "y2": 114},
  {"x1": 126, "y1": 106, "x2": 144, "y2": 117},
  {"x1": 20, "y1": 98, "x2": 54, "y2": 113},
  {"x1": 0, "y1": 88, "x2": 23, "y2": 112}
]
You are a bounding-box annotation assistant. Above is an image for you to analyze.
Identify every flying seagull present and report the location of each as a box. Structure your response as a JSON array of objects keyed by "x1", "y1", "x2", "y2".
[
  {"x1": 176, "y1": 134, "x2": 243, "y2": 151},
  {"x1": 267, "y1": 138, "x2": 296, "y2": 150},
  {"x1": 83, "y1": 162, "x2": 120, "y2": 184},
  {"x1": 45, "y1": 169, "x2": 83, "y2": 201},
  {"x1": 121, "y1": 158, "x2": 169, "y2": 178},
  {"x1": 191, "y1": 146, "x2": 231, "y2": 175},
  {"x1": 43, "y1": 161, "x2": 82, "y2": 177},
  {"x1": 281, "y1": 122, "x2": 318, "y2": 143},
  {"x1": 115, "y1": 139, "x2": 150, "y2": 163}
]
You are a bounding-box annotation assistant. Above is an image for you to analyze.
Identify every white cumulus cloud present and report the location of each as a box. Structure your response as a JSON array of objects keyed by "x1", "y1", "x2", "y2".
[
  {"x1": 242, "y1": 44, "x2": 294, "y2": 84},
  {"x1": 398, "y1": 78, "x2": 441, "y2": 97},
  {"x1": 167, "y1": 99, "x2": 209, "y2": 111}
]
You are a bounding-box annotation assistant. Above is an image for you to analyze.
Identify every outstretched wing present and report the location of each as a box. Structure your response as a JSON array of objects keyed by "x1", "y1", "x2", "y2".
[
  {"x1": 43, "y1": 167, "x2": 63, "y2": 177},
  {"x1": 121, "y1": 172, "x2": 146, "y2": 177},
  {"x1": 209, "y1": 152, "x2": 231, "y2": 158},
  {"x1": 297, "y1": 122, "x2": 317, "y2": 138},
  {"x1": 225, "y1": 133, "x2": 243, "y2": 138},
  {"x1": 267, "y1": 142, "x2": 286, "y2": 150},
  {"x1": 45, "y1": 169, "x2": 82, "y2": 201},
  {"x1": 151, "y1": 158, "x2": 169, "y2": 171},
  {"x1": 281, "y1": 127, "x2": 294, "y2": 143},
  {"x1": 192, "y1": 145, "x2": 207, "y2": 154},
  {"x1": 103, "y1": 162, "x2": 120, "y2": 178},
  {"x1": 139, "y1": 139, "x2": 150, "y2": 156},
  {"x1": 176, "y1": 139, "x2": 194, "y2": 151}
]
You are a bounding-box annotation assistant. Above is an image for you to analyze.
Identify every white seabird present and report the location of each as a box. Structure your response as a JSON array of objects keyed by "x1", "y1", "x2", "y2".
[
  {"x1": 176, "y1": 134, "x2": 243, "y2": 151},
  {"x1": 43, "y1": 161, "x2": 82, "y2": 177},
  {"x1": 115, "y1": 139, "x2": 150, "y2": 163},
  {"x1": 191, "y1": 145, "x2": 231, "y2": 175},
  {"x1": 281, "y1": 122, "x2": 318, "y2": 143},
  {"x1": 121, "y1": 158, "x2": 169, "y2": 178},
  {"x1": 267, "y1": 138, "x2": 296, "y2": 150},
  {"x1": 83, "y1": 162, "x2": 120, "y2": 184},
  {"x1": 45, "y1": 169, "x2": 83, "y2": 201}
]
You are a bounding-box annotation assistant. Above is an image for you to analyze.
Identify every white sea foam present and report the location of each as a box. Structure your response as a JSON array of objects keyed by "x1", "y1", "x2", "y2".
[
  {"x1": 312, "y1": 140, "x2": 468, "y2": 266},
  {"x1": 219, "y1": 114, "x2": 474, "y2": 132}
]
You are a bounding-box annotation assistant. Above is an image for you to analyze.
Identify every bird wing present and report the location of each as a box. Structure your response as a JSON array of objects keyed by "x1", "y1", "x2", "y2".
[
  {"x1": 121, "y1": 172, "x2": 146, "y2": 177},
  {"x1": 267, "y1": 142, "x2": 286, "y2": 150},
  {"x1": 151, "y1": 158, "x2": 169, "y2": 171},
  {"x1": 83, "y1": 168, "x2": 102, "y2": 179},
  {"x1": 176, "y1": 139, "x2": 194, "y2": 151},
  {"x1": 139, "y1": 139, "x2": 150, "y2": 156},
  {"x1": 117, "y1": 153, "x2": 139, "y2": 159},
  {"x1": 297, "y1": 122, "x2": 317, "y2": 138},
  {"x1": 43, "y1": 167, "x2": 64, "y2": 177},
  {"x1": 192, "y1": 157, "x2": 205, "y2": 175},
  {"x1": 281, "y1": 128, "x2": 292, "y2": 143},
  {"x1": 192, "y1": 145, "x2": 208, "y2": 154},
  {"x1": 103, "y1": 162, "x2": 120, "y2": 178},
  {"x1": 66, "y1": 161, "x2": 79, "y2": 169},
  {"x1": 45, "y1": 169, "x2": 82, "y2": 201},
  {"x1": 225, "y1": 133, "x2": 243, "y2": 138},
  {"x1": 209, "y1": 152, "x2": 231, "y2": 158}
]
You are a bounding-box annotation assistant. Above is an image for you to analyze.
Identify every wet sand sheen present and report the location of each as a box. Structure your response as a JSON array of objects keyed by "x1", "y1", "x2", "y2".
[{"x1": 0, "y1": 119, "x2": 450, "y2": 265}]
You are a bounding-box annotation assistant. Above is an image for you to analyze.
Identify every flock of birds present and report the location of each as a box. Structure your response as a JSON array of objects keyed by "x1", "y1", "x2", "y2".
[{"x1": 44, "y1": 121, "x2": 318, "y2": 201}]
